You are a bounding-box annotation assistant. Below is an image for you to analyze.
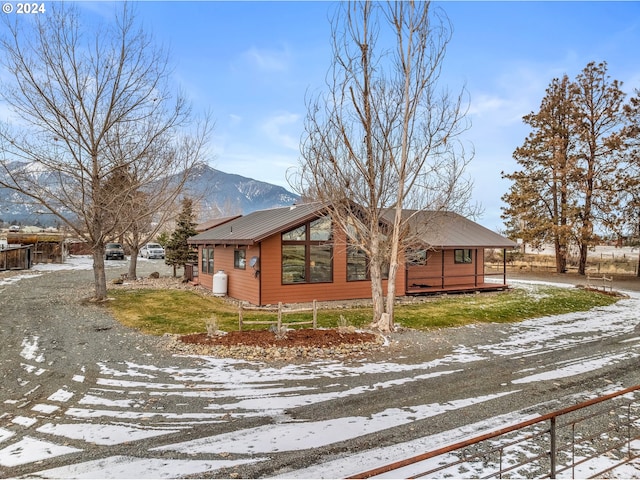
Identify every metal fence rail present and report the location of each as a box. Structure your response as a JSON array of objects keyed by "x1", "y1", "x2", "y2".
[{"x1": 349, "y1": 385, "x2": 640, "y2": 479}]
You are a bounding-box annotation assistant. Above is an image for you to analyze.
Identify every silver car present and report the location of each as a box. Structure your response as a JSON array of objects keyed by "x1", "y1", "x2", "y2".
[{"x1": 140, "y1": 242, "x2": 165, "y2": 259}]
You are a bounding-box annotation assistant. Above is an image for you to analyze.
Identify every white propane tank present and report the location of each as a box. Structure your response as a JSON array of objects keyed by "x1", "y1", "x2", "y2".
[{"x1": 212, "y1": 270, "x2": 228, "y2": 296}]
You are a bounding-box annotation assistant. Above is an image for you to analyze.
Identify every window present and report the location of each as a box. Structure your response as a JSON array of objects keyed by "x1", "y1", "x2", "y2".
[
  {"x1": 310, "y1": 245, "x2": 332, "y2": 283},
  {"x1": 201, "y1": 247, "x2": 214, "y2": 274},
  {"x1": 234, "y1": 249, "x2": 246, "y2": 269},
  {"x1": 407, "y1": 248, "x2": 428, "y2": 266},
  {"x1": 281, "y1": 216, "x2": 333, "y2": 284},
  {"x1": 347, "y1": 247, "x2": 368, "y2": 281},
  {"x1": 347, "y1": 246, "x2": 389, "y2": 281},
  {"x1": 282, "y1": 245, "x2": 306, "y2": 283},
  {"x1": 454, "y1": 249, "x2": 473, "y2": 264}
]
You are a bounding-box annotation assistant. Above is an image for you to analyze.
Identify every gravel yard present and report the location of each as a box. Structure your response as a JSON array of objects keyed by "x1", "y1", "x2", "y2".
[{"x1": 1, "y1": 257, "x2": 640, "y2": 478}]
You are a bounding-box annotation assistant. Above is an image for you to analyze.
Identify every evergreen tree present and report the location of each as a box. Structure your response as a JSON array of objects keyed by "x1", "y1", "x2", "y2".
[
  {"x1": 502, "y1": 62, "x2": 631, "y2": 275},
  {"x1": 165, "y1": 198, "x2": 198, "y2": 278},
  {"x1": 502, "y1": 75, "x2": 577, "y2": 273}
]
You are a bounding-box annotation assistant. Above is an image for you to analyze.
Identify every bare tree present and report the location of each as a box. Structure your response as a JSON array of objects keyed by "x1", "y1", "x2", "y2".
[
  {"x1": 0, "y1": 3, "x2": 211, "y2": 299},
  {"x1": 291, "y1": 1, "x2": 473, "y2": 332}
]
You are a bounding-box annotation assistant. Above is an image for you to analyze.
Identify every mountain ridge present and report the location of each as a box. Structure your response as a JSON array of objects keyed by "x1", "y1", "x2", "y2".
[{"x1": 0, "y1": 162, "x2": 300, "y2": 226}]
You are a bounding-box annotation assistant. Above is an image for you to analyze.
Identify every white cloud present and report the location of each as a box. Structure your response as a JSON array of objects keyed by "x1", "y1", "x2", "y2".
[
  {"x1": 241, "y1": 46, "x2": 291, "y2": 72},
  {"x1": 260, "y1": 111, "x2": 301, "y2": 151},
  {"x1": 228, "y1": 113, "x2": 242, "y2": 125}
]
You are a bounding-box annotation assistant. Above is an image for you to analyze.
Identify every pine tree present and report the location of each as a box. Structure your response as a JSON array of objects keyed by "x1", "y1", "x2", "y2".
[
  {"x1": 502, "y1": 75, "x2": 577, "y2": 273},
  {"x1": 165, "y1": 198, "x2": 198, "y2": 278},
  {"x1": 502, "y1": 62, "x2": 631, "y2": 275}
]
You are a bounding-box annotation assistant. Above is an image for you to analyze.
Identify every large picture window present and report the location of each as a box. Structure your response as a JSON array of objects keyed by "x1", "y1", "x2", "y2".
[
  {"x1": 454, "y1": 249, "x2": 473, "y2": 264},
  {"x1": 282, "y1": 216, "x2": 333, "y2": 284}
]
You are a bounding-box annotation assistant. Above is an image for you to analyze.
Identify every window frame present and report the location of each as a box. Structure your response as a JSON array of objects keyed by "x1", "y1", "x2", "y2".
[
  {"x1": 201, "y1": 246, "x2": 215, "y2": 275},
  {"x1": 454, "y1": 248, "x2": 473, "y2": 264},
  {"x1": 346, "y1": 246, "x2": 389, "y2": 281},
  {"x1": 234, "y1": 248, "x2": 246, "y2": 270},
  {"x1": 281, "y1": 216, "x2": 333, "y2": 285}
]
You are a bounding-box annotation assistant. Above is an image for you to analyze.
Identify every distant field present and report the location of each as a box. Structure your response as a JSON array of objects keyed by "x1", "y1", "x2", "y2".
[{"x1": 486, "y1": 245, "x2": 639, "y2": 276}]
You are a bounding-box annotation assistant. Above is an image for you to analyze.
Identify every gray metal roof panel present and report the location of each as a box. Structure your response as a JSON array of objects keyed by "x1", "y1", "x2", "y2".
[
  {"x1": 189, "y1": 203, "x2": 327, "y2": 245},
  {"x1": 397, "y1": 210, "x2": 516, "y2": 248}
]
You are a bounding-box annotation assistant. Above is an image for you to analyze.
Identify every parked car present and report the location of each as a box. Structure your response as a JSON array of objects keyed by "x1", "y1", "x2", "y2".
[
  {"x1": 105, "y1": 242, "x2": 125, "y2": 260},
  {"x1": 140, "y1": 242, "x2": 165, "y2": 259}
]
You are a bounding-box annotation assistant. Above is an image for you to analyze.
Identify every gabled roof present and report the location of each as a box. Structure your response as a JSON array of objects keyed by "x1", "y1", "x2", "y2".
[
  {"x1": 188, "y1": 202, "x2": 327, "y2": 245},
  {"x1": 189, "y1": 203, "x2": 515, "y2": 249},
  {"x1": 393, "y1": 210, "x2": 516, "y2": 248}
]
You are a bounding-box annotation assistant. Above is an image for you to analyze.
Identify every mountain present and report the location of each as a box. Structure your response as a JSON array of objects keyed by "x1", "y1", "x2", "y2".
[
  {"x1": 0, "y1": 162, "x2": 300, "y2": 226},
  {"x1": 182, "y1": 163, "x2": 299, "y2": 217}
]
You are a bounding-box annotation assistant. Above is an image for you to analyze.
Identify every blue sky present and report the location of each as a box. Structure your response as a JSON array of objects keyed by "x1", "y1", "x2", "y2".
[{"x1": 8, "y1": 1, "x2": 640, "y2": 231}]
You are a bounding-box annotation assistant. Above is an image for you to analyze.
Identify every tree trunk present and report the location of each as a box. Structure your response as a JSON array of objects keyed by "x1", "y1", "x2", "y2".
[
  {"x1": 554, "y1": 238, "x2": 567, "y2": 273},
  {"x1": 369, "y1": 235, "x2": 385, "y2": 327},
  {"x1": 128, "y1": 247, "x2": 139, "y2": 279},
  {"x1": 578, "y1": 243, "x2": 588, "y2": 276},
  {"x1": 380, "y1": 260, "x2": 399, "y2": 333},
  {"x1": 92, "y1": 246, "x2": 108, "y2": 301}
]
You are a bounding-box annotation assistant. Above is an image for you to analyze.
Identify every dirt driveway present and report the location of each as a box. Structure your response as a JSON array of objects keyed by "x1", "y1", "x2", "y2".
[{"x1": 1, "y1": 259, "x2": 640, "y2": 478}]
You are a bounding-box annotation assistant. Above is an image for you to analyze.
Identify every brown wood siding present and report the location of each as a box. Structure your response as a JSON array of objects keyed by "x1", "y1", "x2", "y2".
[
  {"x1": 407, "y1": 248, "x2": 485, "y2": 289},
  {"x1": 214, "y1": 245, "x2": 260, "y2": 305},
  {"x1": 196, "y1": 245, "x2": 260, "y2": 305},
  {"x1": 259, "y1": 227, "x2": 404, "y2": 306}
]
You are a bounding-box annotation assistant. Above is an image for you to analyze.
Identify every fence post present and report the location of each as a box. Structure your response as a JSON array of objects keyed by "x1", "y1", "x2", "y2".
[
  {"x1": 550, "y1": 416, "x2": 557, "y2": 479},
  {"x1": 313, "y1": 300, "x2": 317, "y2": 329},
  {"x1": 277, "y1": 302, "x2": 282, "y2": 332},
  {"x1": 238, "y1": 304, "x2": 243, "y2": 331}
]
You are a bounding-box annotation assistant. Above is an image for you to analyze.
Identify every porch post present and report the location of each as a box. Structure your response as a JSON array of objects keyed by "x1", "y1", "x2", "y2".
[
  {"x1": 503, "y1": 248, "x2": 507, "y2": 286},
  {"x1": 474, "y1": 248, "x2": 478, "y2": 287}
]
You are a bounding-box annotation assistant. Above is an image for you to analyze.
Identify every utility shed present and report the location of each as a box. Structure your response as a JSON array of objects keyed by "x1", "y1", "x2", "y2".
[
  {"x1": 6, "y1": 232, "x2": 66, "y2": 264},
  {"x1": 0, "y1": 245, "x2": 32, "y2": 271}
]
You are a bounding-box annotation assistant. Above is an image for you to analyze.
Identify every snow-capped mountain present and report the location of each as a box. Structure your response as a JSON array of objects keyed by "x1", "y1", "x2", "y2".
[
  {"x1": 0, "y1": 162, "x2": 300, "y2": 226},
  {"x1": 181, "y1": 163, "x2": 300, "y2": 217}
]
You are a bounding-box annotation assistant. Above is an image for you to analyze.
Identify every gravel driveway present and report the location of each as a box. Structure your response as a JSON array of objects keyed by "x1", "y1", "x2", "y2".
[{"x1": 1, "y1": 258, "x2": 640, "y2": 478}]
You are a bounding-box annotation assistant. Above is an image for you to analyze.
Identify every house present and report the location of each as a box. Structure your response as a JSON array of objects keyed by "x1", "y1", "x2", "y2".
[{"x1": 188, "y1": 203, "x2": 516, "y2": 306}]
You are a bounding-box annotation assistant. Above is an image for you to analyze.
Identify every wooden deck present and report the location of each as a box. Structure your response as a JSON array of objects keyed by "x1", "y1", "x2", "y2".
[{"x1": 406, "y1": 282, "x2": 509, "y2": 295}]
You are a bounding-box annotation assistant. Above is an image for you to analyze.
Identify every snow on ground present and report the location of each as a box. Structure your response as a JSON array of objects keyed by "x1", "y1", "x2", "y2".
[
  {"x1": 31, "y1": 255, "x2": 96, "y2": 272},
  {"x1": 23, "y1": 456, "x2": 264, "y2": 479},
  {"x1": 0, "y1": 272, "x2": 41, "y2": 287},
  {"x1": 2, "y1": 256, "x2": 640, "y2": 477},
  {"x1": 153, "y1": 392, "x2": 516, "y2": 456}
]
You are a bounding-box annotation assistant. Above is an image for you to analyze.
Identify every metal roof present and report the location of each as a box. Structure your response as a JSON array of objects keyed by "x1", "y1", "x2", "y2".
[
  {"x1": 189, "y1": 203, "x2": 515, "y2": 249},
  {"x1": 392, "y1": 210, "x2": 516, "y2": 248},
  {"x1": 195, "y1": 215, "x2": 241, "y2": 233},
  {"x1": 188, "y1": 202, "x2": 327, "y2": 245}
]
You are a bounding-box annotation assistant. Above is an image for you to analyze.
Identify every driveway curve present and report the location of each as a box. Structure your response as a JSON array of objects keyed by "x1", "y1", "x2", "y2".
[{"x1": 1, "y1": 258, "x2": 640, "y2": 478}]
